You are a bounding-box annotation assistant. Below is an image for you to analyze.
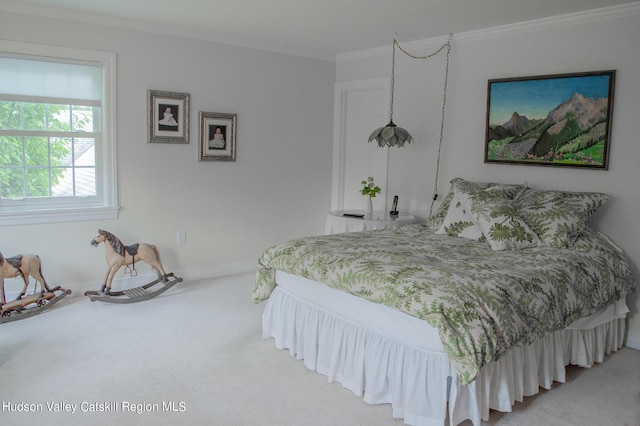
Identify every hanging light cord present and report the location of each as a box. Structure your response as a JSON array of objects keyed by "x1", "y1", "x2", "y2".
[
  {"x1": 388, "y1": 40, "x2": 396, "y2": 123},
  {"x1": 394, "y1": 34, "x2": 453, "y2": 217},
  {"x1": 430, "y1": 35, "x2": 451, "y2": 216}
]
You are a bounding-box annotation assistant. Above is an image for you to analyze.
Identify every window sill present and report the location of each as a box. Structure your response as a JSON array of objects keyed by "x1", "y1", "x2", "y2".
[{"x1": 0, "y1": 206, "x2": 120, "y2": 226}]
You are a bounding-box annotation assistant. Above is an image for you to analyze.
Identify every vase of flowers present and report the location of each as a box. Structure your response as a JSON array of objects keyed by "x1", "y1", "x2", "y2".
[{"x1": 360, "y1": 177, "x2": 381, "y2": 215}]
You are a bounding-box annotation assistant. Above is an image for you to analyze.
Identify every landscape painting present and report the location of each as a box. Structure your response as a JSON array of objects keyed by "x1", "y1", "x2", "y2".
[{"x1": 485, "y1": 71, "x2": 615, "y2": 169}]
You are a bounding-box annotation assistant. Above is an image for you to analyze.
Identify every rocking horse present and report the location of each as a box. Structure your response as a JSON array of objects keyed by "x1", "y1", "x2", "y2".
[
  {"x1": 1, "y1": 251, "x2": 71, "y2": 323},
  {"x1": 85, "y1": 229, "x2": 182, "y2": 303}
]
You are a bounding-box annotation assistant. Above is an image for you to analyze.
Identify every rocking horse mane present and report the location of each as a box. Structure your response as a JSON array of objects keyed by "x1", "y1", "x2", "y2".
[{"x1": 99, "y1": 229, "x2": 125, "y2": 257}]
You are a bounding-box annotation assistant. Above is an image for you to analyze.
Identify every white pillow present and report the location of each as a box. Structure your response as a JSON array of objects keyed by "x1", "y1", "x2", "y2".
[
  {"x1": 434, "y1": 177, "x2": 527, "y2": 242},
  {"x1": 435, "y1": 192, "x2": 484, "y2": 240},
  {"x1": 453, "y1": 180, "x2": 540, "y2": 251}
]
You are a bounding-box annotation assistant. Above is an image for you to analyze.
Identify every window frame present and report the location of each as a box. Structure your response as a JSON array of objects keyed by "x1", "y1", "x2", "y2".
[{"x1": 0, "y1": 40, "x2": 118, "y2": 226}]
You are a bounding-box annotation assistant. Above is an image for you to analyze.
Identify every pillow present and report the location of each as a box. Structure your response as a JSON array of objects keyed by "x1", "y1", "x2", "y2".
[
  {"x1": 453, "y1": 179, "x2": 540, "y2": 250},
  {"x1": 435, "y1": 178, "x2": 525, "y2": 241},
  {"x1": 435, "y1": 192, "x2": 485, "y2": 240},
  {"x1": 449, "y1": 177, "x2": 527, "y2": 199},
  {"x1": 513, "y1": 189, "x2": 609, "y2": 248},
  {"x1": 428, "y1": 187, "x2": 454, "y2": 230}
]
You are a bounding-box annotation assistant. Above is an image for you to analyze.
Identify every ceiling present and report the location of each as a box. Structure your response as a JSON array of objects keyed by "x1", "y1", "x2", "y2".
[{"x1": 1, "y1": 0, "x2": 636, "y2": 60}]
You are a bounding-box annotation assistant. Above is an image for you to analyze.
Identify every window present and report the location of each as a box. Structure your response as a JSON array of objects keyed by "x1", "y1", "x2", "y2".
[{"x1": 0, "y1": 41, "x2": 118, "y2": 225}]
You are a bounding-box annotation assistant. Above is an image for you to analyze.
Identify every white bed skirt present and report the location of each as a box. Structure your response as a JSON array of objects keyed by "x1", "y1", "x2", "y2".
[{"x1": 262, "y1": 271, "x2": 628, "y2": 426}]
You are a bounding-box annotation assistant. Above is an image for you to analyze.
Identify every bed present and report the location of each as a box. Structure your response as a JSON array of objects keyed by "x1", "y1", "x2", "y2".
[{"x1": 252, "y1": 178, "x2": 636, "y2": 425}]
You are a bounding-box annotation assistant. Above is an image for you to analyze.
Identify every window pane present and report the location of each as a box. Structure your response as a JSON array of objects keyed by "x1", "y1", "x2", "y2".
[
  {"x1": 22, "y1": 102, "x2": 47, "y2": 130},
  {"x1": 72, "y1": 105, "x2": 95, "y2": 132},
  {"x1": 24, "y1": 167, "x2": 51, "y2": 197},
  {"x1": 0, "y1": 103, "x2": 92, "y2": 199},
  {"x1": 50, "y1": 167, "x2": 72, "y2": 196},
  {"x1": 49, "y1": 137, "x2": 72, "y2": 166},
  {"x1": 1, "y1": 167, "x2": 25, "y2": 198},
  {"x1": 0, "y1": 136, "x2": 25, "y2": 166},
  {"x1": 0, "y1": 101, "x2": 77, "y2": 131},
  {"x1": 0, "y1": 101, "x2": 22, "y2": 130},
  {"x1": 48, "y1": 104, "x2": 70, "y2": 131},
  {"x1": 75, "y1": 167, "x2": 96, "y2": 196},
  {"x1": 25, "y1": 137, "x2": 49, "y2": 166},
  {"x1": 74, "y1": 138, "x2": 95, "y2": 166}
]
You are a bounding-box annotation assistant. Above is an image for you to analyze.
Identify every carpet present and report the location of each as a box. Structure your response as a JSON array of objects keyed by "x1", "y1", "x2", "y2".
[{"x1": 1, "y1": 272, "x2": 639, "y2": 425}]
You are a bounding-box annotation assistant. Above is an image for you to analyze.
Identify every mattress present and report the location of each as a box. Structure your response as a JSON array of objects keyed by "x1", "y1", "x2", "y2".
[{"x1": 263, "y1": 270, "x2": 628, "y2": 426}]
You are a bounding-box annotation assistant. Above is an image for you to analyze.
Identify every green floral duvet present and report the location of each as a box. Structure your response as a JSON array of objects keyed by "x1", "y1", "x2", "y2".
[{"x1": 252, "y1": 224, "x2": 635, "y2": 385}]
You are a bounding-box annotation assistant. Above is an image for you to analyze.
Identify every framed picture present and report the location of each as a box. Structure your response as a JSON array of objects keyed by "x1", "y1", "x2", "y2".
[
  {"x1": 485, "y1": 70, "x2": 615, "y2": 169},
  {"x1": 148, "y1": 90, "x2": 190, "y2": 144},
  {"x1": 199, "y1": 112, "x2": 237, "y2": 162}
]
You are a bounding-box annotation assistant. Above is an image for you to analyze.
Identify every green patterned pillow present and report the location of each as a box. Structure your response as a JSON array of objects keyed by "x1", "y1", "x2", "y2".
[
  {"x1": 513, "y1": 189, "x2": 609, "y2": 248},
  {"x1": 435, "y1": 192, "x2": 485, "y2": 240},
  {"x1": 428, "y1": 187, "x2": 455, "y2": 230},
  {"x1": 449, "y1": 177, "x2": 527, "y2": 199},
  {"x1": 453, "y1": 179, "x2": 540, "y2": 250},
  {"x1": 428, "y1": 178, "x2": 526, "y2": 233},
  {"x1": 434, "y1": 178, "x2": 527, "y2": 240}
]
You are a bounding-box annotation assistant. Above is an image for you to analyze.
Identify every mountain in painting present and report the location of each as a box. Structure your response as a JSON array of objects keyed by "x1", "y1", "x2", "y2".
[{"x1": 492, "y1": 92, "x2": 609, "y2": 164}]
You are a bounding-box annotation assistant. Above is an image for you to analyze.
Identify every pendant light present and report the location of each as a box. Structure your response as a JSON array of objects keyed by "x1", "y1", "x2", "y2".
[
  {"x1": 368, "y1": 38, "x2": 413, "y2": 148},
  {"x1": 369, "y1": 35, "x2": 452, "y2": 151},
  {"x1": 367, "y1": 34, "x2": 453, "y2": 216}
]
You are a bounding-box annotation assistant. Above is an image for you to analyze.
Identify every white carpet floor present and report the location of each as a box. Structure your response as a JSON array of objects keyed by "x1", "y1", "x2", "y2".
[{"x1": 1, "y1": 272, "x2": 639, "y2": 426}]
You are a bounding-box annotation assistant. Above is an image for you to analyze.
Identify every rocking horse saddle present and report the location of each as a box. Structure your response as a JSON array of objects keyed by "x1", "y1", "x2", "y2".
[
  {"x1": 125, "y1": 244, "x2": 140, "y2": 256},
  {"x1": 6, "y1": 255, "x2": 23, "y2": 270}
]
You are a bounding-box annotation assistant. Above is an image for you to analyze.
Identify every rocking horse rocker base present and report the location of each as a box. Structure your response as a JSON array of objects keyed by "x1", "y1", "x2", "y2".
[
  {"x1": 1, "y1": 286, "x2": 72, "y2": 324},
  {"x1": 84, "y1": 273, "x2": 182, "y2": 304}
]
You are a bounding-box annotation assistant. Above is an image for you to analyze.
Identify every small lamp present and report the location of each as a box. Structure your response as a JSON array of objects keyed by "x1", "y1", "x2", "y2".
[{"x1": 368, "y1": 38, "x2": 414, "y2": 148}]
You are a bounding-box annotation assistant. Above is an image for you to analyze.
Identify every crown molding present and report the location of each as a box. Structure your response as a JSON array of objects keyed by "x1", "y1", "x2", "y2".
[
  {"x1": 0, "y1": 1, "x2": 335, "y2": 62},
  {"x1": 336, "y1": 1, "x2": 640, "y2": 63}
]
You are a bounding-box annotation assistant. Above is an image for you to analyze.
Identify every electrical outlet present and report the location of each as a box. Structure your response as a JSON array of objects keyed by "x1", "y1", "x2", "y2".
[{"x1": 177, "y1": 230, "x2": 186, "y2": 244}]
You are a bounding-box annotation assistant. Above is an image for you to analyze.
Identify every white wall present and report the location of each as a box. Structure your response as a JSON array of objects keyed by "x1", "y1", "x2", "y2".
[
  {"x1": 336, "y1": 8, "x2": 640, "y2": 346},
  {"x1": 0, "y1": 12, "x2": 334, "y2": 291}
]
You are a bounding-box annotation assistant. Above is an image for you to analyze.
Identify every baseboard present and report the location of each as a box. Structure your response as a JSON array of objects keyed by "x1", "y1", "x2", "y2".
[
  {"x1": 174, "y1": 261, "x2": 257, "y2": 282},
  {"x1": 63, "y1": 261, "x2": 257, "y2": 296},
  {"x1": 626, "y1": 330, "x2": 640, "y2": 350},
  {"x1": 113, "y1": 260, "x2": 257, "y2": 286}
]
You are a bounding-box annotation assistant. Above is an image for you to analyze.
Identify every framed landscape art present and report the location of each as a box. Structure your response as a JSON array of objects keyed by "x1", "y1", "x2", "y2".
[{"x1": 485, "y1": 70, "x2": 615, "y2": 169}]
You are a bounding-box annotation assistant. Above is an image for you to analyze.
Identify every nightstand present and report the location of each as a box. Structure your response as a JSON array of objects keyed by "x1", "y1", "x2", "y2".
[{"x1": 324, "y1": 210, "x2": 415, "y2": 234}]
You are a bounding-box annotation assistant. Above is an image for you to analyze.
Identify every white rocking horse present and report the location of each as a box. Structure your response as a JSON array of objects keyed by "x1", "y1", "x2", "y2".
[
  {"x1": 87, "y1": 229, "x2": 181, "y2": 303},
  {"x1": 1, "y1": 251, "x2": 71, "y2": 322}
]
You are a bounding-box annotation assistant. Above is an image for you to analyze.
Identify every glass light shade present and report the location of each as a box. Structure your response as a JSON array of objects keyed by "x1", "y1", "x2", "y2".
[{"x1": 368, "y1": 120, "x2": 414, "y2": 147}]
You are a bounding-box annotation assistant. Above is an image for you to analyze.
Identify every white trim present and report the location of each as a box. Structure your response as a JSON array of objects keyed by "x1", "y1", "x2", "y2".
[
  {"x1": 0, "y1": 93, "x2": 101, "y2": 107},
  {"x1": 0, "y1": 40, "x2": 119, "y2": 226},
  {"x1": 0, "y1": 2, "x2": 335, "y2": 62},
  {"x1": 0, "y1": 39, "x2": 114, "y2": 66},
  {"x1": 627, "y1": 329, "x2": 640, "y2": 350},
  {"x1": 102, "y1": 47, "x2": 118, "y2": 210},
  {"x1": 175, "y1": 261, "x2": 256, "y2": 282},
  {"x1": 79, "y1": 261, "x2": 257, "y2": 291},
  {"x1": 332, "y1": 77, "x2": 389, "y2": 211},
  {"x1": 336, "y1": 2, "x2": 640, "y2": 62},
  {"x1": 0, "y1": 206, "x2": 119, "y2": 226}
]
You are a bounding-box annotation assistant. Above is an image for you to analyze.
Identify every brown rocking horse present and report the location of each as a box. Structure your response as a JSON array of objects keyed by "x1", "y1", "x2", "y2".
[
  {"x1": 0, "y1": 251, "x2": 52, "y2": 306},
  {"x1": 89, "y1": 229, "x2": 175, "y2": 297}
]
